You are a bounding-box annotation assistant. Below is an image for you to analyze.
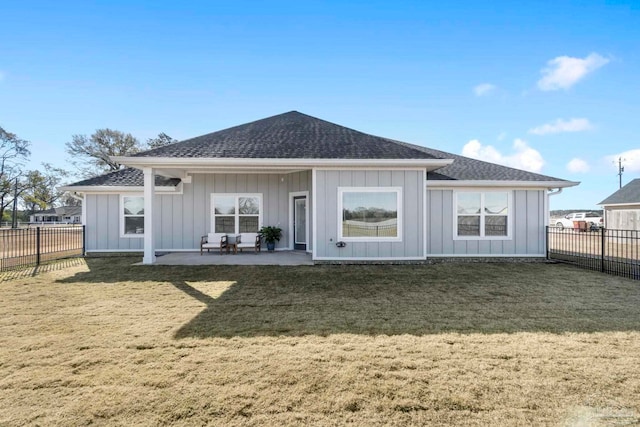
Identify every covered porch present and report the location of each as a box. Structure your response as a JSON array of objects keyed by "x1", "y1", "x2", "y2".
[{"x1": 150, "y1": 250, "x2": 313, "y2": 266}]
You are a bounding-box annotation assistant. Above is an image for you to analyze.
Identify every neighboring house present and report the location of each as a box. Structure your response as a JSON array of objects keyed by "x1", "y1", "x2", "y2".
[
  {"x1": 598, "y1": 178, "x2": 640, "y2": 230},
  {"x1": 60, "y1": 111, "x2": 578, "y2": 263},
  {"x1": 29, "y1": 206, "x2": 82, "y2": 224}
]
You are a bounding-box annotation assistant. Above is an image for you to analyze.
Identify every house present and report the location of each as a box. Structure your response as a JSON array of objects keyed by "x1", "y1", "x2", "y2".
[
  {"x1": 60, "y1": 111, "x2": 578, "y2": 264},
  {"x1": 598, "y1": 178, "x2": 640, "y2": 230},
  {"x1": 29, "y1": 206, "x2": 82, "y2": 224}
]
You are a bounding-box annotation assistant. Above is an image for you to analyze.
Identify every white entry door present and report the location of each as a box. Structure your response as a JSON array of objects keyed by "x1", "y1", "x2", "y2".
[{"x1": 293, "y1": 196, "x2": 307, "y2": 250}]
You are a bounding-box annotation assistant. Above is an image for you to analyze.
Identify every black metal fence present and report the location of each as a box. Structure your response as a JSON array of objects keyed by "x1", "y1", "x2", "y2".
[
  {"x1": 343, "y1": 223, "x2": 398, "y2": 237},
  {"x1": 547, "y1": 226, "x2": 639, "y2": 280},
  {"x1": 0, "y1": 225, "x2": 85, "y2": 271}
]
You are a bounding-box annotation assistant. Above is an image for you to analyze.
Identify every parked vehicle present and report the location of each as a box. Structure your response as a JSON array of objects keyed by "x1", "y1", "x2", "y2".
[{"x1": 554, "y1": 212, "x2": 603, "y2": 230}]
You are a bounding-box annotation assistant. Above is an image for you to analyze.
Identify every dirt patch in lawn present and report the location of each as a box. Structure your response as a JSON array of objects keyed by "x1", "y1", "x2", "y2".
[{"x1": 1, "y1": 257, "x2": 639, "y2": 426}]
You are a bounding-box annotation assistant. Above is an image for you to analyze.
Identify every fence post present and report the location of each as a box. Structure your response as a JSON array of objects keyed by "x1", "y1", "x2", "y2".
[
  {"x1": 36, "y1": 227, "x2": 41, "y2": 266},
  {"x1": 601, "y1": 227, "x2": 605, "y2": 273},
  {"x1": 82, "y1": 225, "x2": 86, "y2": 257},
  {"x1": 545, "y1": 226, "x2": 549, "y2": 260}
]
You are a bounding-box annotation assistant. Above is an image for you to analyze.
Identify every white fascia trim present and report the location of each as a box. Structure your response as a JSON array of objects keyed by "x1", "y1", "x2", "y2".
[
  {"x1": 313, "y1": 256, "x2": 427, "y2": 261},
  {"x1": 111, "y1": 156, "x2": 454, "y2": 170},
  {"x1": 427, "y1": 254, "x2": 545, "y2": 258},
  {"x1": 598, "y1": 202, "x2": 640, "y2": 207},
  {"x1": 59, "y1": 185, "x2": 181, "y2": 193},
  {"x1": 427, "y1": 180, "x2": 579, "y2": 189}
]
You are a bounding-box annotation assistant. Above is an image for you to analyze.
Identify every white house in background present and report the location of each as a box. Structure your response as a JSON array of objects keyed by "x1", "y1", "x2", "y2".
[
  {"x1": 598, "y1": 178, "x2": 640, "y2": 230},
  {"x1": 29, "y1": 206, "x2": 82, "y2": 224},
  {"x1": 60, "y1": 111, "x2": 578, "y2": 264}
]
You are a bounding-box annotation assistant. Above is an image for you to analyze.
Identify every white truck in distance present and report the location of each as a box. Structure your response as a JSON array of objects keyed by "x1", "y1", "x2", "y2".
[{"x1": 554, "y1": 212, "x2": 603, "y2": 230}]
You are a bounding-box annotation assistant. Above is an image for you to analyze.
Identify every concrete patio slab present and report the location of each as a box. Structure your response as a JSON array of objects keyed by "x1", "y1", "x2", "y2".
[{"x1": 150, "y1": 251, "x2": 313, "y2": 266}]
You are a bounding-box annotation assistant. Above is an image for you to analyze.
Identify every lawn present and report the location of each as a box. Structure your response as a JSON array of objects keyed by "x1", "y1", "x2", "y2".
[{"x1": 1, "y1": 258, "x2": 639, "y2": 426}]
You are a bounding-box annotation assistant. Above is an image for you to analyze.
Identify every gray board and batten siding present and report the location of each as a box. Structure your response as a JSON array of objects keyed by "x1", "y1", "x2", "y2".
[
  {"x1": 604, "y1": 207, "x2": 640, "y2": 231},
  {"x1": 84, "y1": 171, "x2": 312, "y2": 252},
  {"x1": 314, "y1": 169, "x2": 425, "y2": 259},
  {"x1": 426, "y1": 189, "x2": 546, "y2": 256}
]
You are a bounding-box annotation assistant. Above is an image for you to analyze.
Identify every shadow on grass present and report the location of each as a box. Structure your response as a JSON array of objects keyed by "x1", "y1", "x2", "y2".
[{"x1": 57, "y1": 257, "x2": 640, "y2": 337}]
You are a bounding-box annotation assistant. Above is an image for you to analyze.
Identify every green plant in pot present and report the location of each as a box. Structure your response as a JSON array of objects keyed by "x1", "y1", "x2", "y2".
[{"x1": 259, "y1": 225, "x2": 282, "y2": 251}]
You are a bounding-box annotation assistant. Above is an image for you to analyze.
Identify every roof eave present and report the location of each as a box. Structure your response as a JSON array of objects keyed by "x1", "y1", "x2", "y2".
[
  {"x1": 58, "y1": 185, "x2": 180, "y2": 193},
  {"x1": 427, "y1": 180, "x2": 580, "y2": 189},
  {"x1": 111, "y1": 156, "x2": 454, "y2": 171},
  {"x1": 598, "y1": 201, "x2": 640, "y2": 207}
]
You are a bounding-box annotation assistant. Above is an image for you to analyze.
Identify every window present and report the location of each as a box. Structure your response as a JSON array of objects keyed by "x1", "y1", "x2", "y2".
[
  {"x1": 121, "y1": 195, "x2": 144, "y2": 237},
  {"x1": 455, "y1": 191, "x2": 511, "y2": 239},
  {"x1": 212, "y1": 194, "x2": 262, "y2": 234},
  {"x1": 338, "y1": 187, "x2": 402, "y2": 241}
]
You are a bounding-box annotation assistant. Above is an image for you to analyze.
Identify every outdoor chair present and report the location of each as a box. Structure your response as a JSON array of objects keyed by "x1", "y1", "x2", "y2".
[
  {"x1": 233, "y1": 233, "x2": 261, "y2": 254},
  {"x1": 200, "y1": 233, "x2": 228, "y2": 255}
]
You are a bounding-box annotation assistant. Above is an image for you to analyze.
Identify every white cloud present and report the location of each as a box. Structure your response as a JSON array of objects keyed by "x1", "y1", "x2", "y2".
[
  {"x1": 462, "y1": 138, "x2": 544, "y2": 173},
  {"x1": 606, "y1": 149, "x2": 640, "y2": 173},
  {"x1": 567, "y1": 158, "x2": 590, "y2": 173},
  {"x1": 529, "y1": 118, "x2": 593, "y2": 135},
  {"x1": 537, "y1": 53, "x2": 609, "y2": 91},
  {"x1": 473, "y1": 83, "x2": 496, "y2": 96}
]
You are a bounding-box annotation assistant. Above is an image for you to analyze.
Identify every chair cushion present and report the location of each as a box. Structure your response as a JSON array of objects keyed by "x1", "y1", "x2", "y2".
[
  {"x1": 207, "y1": 233, "x2": 226, "y2": 247},
  {"x1": 239, "y1": 233, "x2": 259, "y2": 244}
]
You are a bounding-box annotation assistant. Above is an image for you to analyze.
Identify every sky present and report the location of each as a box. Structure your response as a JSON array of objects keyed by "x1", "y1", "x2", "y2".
[{"x1": 1, "y1": 0, "x2": 639, "y2": 210}]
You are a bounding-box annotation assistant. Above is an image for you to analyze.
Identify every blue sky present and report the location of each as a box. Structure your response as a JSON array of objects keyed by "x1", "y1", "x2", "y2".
[{"x1": 1, "y1": 0, "x2": 639, "y2": 209}]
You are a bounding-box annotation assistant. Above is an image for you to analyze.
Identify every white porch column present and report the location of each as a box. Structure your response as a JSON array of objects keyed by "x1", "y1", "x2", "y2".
[{"x1": 143, "y1": 167, "x2": 156, "y2": 264}]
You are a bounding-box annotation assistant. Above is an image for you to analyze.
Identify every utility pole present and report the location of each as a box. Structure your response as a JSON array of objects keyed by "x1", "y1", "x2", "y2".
[
  {"x1": 11, "y1": 177, "x2": 18, "y2": 229},
  {"x1": 617, "y1": 157, "x2": 625, "y2": 189}
]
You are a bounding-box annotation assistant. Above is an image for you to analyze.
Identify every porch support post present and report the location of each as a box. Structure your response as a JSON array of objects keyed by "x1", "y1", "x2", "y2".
[{"x1": 143, "y1": 167, "x2": 156, "y2": 264}]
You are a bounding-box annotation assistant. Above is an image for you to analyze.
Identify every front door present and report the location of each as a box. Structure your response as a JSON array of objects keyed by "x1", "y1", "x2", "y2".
[{"x1": 293, "y1": 196, "x2": 307, "y2": 250}]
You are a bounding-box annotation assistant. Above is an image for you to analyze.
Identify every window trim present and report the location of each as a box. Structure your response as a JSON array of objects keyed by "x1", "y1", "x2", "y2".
[
  {"x1": 120, "y1": 193, "x2": 145, "y2": 238},
  {"x1": 210, "y1": 193, "x2": 263, "y2": 235},
  {"x1": 337, "y1": 187, "x2": 403, "y2": 242},
  {"x1": 453, "y1": 190, "x2": 512, "y2": 240}
]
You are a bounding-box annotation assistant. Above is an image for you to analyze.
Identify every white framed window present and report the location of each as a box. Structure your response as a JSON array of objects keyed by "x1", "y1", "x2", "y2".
[
  {"x1": 454, "y1": 191, "x2": 511, "y2": 240},
  {"x1": 120, "y1": 194, "x2": 144, "y2": 238},
  {"x1": 211, "y1": 194, "x2": 262, "y2": 234},
  {"x1": 338, "y1": 187, "x2": 402, "y2": 242}
]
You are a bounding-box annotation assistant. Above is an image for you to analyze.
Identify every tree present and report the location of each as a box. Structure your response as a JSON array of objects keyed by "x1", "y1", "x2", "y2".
[
  {"x1": 59, "y1": 192, "x2": 83, "y2": 207},
  {"x1": 147, "y1": 132, "x2": 177, "y2": 149},
  {"x1": 66, "y1": 128, "x2": 141, "y2": 177},
  {"x1": 21, "y1": 164, "x2": 68, "y2": 215},
  {"x1": 0, "y1": 126, "x2": 31, "y2": 221}
]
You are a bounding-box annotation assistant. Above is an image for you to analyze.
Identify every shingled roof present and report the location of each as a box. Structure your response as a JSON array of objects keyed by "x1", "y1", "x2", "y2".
[
  {"x1": 66, "y1": 111, "x2": 572, "y2": 187},
  {"x1": 133, "y1": 111, "x2": 439, "y2": 160},
  {"x1": 599, "y1": 179, "x2": 640, "y2": 205},
  {"x1": 65, "y1": 168, "x2": 181, "y2": 188},
  {"x1": 392, "y1": 141, "x2": 567, "y2": 182}
]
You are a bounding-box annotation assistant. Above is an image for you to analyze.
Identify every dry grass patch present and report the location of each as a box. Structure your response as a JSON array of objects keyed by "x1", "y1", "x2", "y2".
[{"x1": 1, "y1": 258, "x2": 639, "y2": 426}]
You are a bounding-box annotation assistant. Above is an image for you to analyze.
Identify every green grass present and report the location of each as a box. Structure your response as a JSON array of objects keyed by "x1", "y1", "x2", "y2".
[{"x1": 1, "y1": 257, "x2": 639, "y2": 426}]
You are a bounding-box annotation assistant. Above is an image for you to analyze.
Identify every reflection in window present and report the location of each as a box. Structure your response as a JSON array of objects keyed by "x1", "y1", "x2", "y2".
[
  {"x1": 456, "y1": 192, "x2": 509, "y2": 238},
  {"x1": 213, "y1": 195, "x2": 261, "y2": 234},
  {"x1": 340, "y1": 189, "x2": 400, "y2": 239},
  {"x1": 123, "y1": 196, "x2": 144, "y2": 235}
]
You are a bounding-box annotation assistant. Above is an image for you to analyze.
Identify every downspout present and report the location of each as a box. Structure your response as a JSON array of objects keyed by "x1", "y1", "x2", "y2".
[
  {"x1": 545, "y1": 188, "x2": 563, "y2": 257},
  {"x1": 546, "y1": 188, "x2": 563, "y2": 226}
]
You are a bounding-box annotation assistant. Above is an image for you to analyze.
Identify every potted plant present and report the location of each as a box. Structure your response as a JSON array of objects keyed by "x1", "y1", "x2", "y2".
[{"x1": 259, "y1": 225, "x2": 282, "y2": 251}]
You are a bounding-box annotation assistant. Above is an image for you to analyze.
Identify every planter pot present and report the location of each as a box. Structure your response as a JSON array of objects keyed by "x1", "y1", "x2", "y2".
[{"x1": 266, "y1": 242, "x2": 276, "y2": 251}]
